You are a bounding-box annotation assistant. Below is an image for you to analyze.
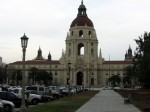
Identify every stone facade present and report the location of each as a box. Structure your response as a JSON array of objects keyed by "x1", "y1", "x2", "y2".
[{"x1": 9, "y1": 1, "x2": 133, "y2": 87}]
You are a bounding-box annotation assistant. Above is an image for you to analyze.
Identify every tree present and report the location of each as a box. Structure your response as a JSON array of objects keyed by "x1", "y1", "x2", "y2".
[
  {"x1": 134, "y1": 32, "x2": 150, "y2": 88},
  {"x1": 124, "y1": 66, "x2": 135, "y2": 78},
  {"x1": 11, "y1": 72, "x2": 16, "y2": 85},
  {"x1": 5, "y1": 65, "x2": 15, "y2": 84},
  {"x1": 0, "y1": 64, "x2": 8, "y2": 83},
  {"x1": 36, "y1": 70, "x2": 53, "y2": 85},
  {"x1": 108, "y1": 75, "x2": 121, "y2": 87},
  {"x1": 0, "y1": 66, "x2": 5, "y2": 83},
  {"x1": 16, "y1": 69, "x2": 22, "y2": 85},
  {"x1": 123, "y1": 66, "x2": 135, "y2": 87},
  {"x1": 28, "y1": 67, "x2": 39, "y2": 85},
  {"x1": 28, "y1": 68, "x2": 53, "y2": 85}
]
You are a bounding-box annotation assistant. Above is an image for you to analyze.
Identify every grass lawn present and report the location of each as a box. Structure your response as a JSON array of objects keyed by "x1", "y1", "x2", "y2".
[{"x1": 27, "y1": 90, "x2": 99, "y2": 112}]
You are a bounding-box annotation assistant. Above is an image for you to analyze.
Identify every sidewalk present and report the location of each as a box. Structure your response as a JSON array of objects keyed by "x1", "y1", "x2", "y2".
[{"x1": 75, "y1": 90, "x2": 141, "y2": 112}]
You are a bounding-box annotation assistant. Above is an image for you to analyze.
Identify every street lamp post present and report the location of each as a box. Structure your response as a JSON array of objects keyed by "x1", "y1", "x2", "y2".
[
  {"x1": 20, "y1": 33, "x2": 29, "y2": 112},
  {"x1": 68, "y1": 61, "x2": 71, "y2": 89}
]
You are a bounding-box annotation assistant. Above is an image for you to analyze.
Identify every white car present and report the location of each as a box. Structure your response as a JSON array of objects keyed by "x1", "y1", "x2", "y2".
[
  {"x1": 0, "y1": 99, "x2": 15, "y2": 112},
  {"x1": 70, "y1": 87, "x2": 76, "y2": 94},
  {"x1": 114, "y1": 86, "x2": 122, "y2": 90},
  {"x1": 7, "y1": 86, "x2": 17, "y2": 92},
  {"x1": 13, "y1": 88, "x2": 41, "y2": 105},
  {"x1": 102, "y1": 86, "x2": 113, "y2": 90}
]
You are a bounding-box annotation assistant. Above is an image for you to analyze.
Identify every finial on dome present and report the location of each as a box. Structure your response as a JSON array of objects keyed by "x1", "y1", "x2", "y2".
[
  {"x1": 129, "y1": 44, "x2": 131, "y2": 49},
  {"x1": 81, "y1": 0, "x2": 83, "y2": 4}
]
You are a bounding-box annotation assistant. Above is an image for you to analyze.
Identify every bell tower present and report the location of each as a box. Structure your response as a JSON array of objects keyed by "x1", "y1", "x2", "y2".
[
  {"x1": 65, "y1": 1, "x2": 101, "y2": 87},
  {"x1": 66, "y1": 1, "x2": 98, "y2": 62}
]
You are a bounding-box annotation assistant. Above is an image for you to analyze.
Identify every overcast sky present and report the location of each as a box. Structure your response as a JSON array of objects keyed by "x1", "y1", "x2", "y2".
[{"x1": 0, "y1": 0, "x2": 150, "y2": 64}]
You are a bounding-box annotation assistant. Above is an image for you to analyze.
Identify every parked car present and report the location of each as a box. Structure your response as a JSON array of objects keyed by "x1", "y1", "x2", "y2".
[
  {"x1": 0, "y1": 84, "x2": 10, "y2": 92},
  {"x1": 27, "y1": 90, "x2": 54, "y2": 103},
  {"x1": 70, "y1": 87, "x2": 77, "y2": 95},
  {"x1": 26, "y1": 86, "x2": 45, "y2": 95},
  {"x1": 0, "y1": 91, "x2": 28, "y2": 108},
  {"x1": 40, "y1": 94, "x2": 54, "y2": 102},
  {"x1": 102, "y1": 86, "x2": 113, "y2": 90},
  {"x1": 0, "y1": 102, "x2": 3, "y2": 112},
  {"x1": 0, "y1": 99, "x2": 15, "y2": 112},
  {"x1": 13, "y1": 88, "x2": 42, "y2": 105},
  {"x1": 49, "y1": 86, "x2": 62, "y2": 99},
  {"x1": 59, "y1": 86, "x2": 70, "y2": 96},
  {"x1": 7, "y1": 86, "x2": 18, "y2": 92},
  {"x1": 26, "y1": 86, "x2": 54, "y2": 102},
  {"x1": 113, "y1": 86, "x2": 122, "y2": 90}
]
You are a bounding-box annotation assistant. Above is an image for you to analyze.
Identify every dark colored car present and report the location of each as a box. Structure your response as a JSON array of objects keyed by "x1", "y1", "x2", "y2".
[
  {"x1": 0, "y1": 91, "x2": 28, "y2": 108},
  {"x1": 41, "y1": 95, "x2": 54, "y2": 102}
]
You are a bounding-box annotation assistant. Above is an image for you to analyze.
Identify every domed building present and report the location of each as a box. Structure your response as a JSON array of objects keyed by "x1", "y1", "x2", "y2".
[{"x1": 9, "y1": 1, "x2": 133, "y2": 87}]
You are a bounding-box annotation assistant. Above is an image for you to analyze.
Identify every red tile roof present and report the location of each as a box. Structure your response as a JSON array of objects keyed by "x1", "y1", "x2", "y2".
[
  {"x1": 103, "y1": 60, "x2": 133, "y2": 64},
  {"x1": 10, "y1": 60, "x2": 60, "y2": 65},
  {"x1": 10, "y1": 60, "x2": 133, "y2": 65}
]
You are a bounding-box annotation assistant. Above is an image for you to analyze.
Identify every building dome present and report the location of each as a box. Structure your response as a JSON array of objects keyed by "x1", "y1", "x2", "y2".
[
  {"x1": 70, "y1": 16, "x2": 93, "y2": 27},
  {"x1": 70, "y1": 1, "x2": 94, "y2": 28}
]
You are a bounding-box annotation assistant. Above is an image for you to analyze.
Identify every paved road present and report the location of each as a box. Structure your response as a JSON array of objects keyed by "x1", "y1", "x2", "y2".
[{"x1": 75, "y1": 90, "x2": 141, "y2": 112}]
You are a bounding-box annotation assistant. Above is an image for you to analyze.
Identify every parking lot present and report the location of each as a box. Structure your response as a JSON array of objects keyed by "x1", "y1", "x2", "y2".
[{"x1": 0, "y1": 84, "x2": 85, "y2": 112}]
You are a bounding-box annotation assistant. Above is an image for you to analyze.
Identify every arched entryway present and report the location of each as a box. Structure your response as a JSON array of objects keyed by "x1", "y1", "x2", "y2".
[{"x1": 76, "y1": 72, "x2": 83, "y2": 85}]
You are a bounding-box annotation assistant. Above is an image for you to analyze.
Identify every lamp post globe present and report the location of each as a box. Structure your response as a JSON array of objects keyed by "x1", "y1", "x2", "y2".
[
  {"x1": 20, "y1": 33, "x2": 28, "y2": 112},
  {"x1": 21, "y1": 33, "x2": 29, "y2": 48}
]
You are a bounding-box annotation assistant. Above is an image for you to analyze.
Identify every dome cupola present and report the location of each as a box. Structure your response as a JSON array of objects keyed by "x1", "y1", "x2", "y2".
[
  {"x1": 70, "y1": 0, "x2": 94, "y2": 28},
  {"x1": 35, "y1": 46, "x2": 45, "y2": 60}
]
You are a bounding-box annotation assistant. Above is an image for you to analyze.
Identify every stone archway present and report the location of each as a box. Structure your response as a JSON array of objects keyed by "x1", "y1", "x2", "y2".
[{"x1": 76, "y1": 71, "x2": 83, "y2": 85}]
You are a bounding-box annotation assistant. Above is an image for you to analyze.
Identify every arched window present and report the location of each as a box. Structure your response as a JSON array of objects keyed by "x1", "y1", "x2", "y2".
[
  {"x1": 78, "y1": 43, "x2": 84, "y2": 55},
  {"x1": 89, "y1": 31, "x2": 91, "y2": 37},
  {"x1": 82, "y1": 11, "x2": 83, "y2": 15},
  {"x1": 80, "y1": 47, "x2": 84, "y2": 55},
  {"x1": 79, "y1": 30, "x2": 83, "y2": 38},
  {"x1": 91, "y1": 48, "x2": 94, "y2": 56},
  {"x1": 71, "y1": 31, "x2": 74, "y2": 36},
  {"x1": 69, "y1": 49, "x2": 71, "y2": 56}
]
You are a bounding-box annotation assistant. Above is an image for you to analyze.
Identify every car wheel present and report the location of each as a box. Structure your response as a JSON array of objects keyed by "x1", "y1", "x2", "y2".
[
  {"x1": 32, "y1": 99, "x2": 38, "y2": 105},
  {"x1": 4, "y1": 104, "x2": 11, "y2": 112}
]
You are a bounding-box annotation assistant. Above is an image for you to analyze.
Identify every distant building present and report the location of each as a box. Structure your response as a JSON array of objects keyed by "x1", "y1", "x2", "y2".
[
  {"x1": 125, "y1": 45, "x2": 134, "y2": 61},
  {"x1": 9, "y1": 1, "x2": 133, "y2": 87}
]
